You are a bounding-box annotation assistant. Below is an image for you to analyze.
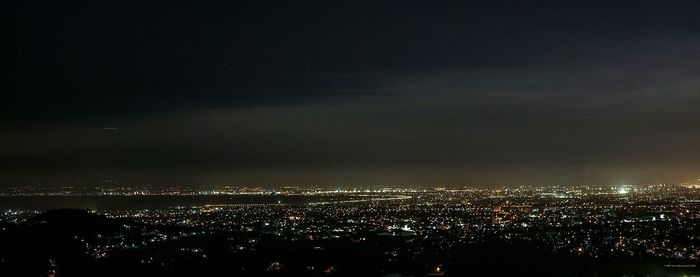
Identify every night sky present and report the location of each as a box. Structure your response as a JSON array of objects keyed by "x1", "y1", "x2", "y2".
[{"x1": 4, "y1": 1, "x2": 700, "y2": 186}]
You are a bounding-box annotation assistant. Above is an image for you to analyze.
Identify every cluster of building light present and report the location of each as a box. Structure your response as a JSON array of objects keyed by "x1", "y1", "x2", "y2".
[{"x1": 1, "y1": 183, "x2": 698, "y2": 269}]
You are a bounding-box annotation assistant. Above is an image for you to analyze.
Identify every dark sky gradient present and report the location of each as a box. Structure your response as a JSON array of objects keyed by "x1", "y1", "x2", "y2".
[{"x1": 4, "y1": 1, "x2": 700, "y2": 186}]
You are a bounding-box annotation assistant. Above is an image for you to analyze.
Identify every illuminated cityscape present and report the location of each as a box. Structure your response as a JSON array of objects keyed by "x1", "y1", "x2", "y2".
[
  {"x1": 7, "y1": 0, "x2": 700, "y2": 276},
  {"x1": 1, "y1": 183, "x2": 699, "y2": 276}
]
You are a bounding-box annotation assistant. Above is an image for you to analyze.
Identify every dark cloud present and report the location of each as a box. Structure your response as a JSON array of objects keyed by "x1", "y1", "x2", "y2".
[{"x1": 3, "y1": 1, "x2": 700, "y2": 186}]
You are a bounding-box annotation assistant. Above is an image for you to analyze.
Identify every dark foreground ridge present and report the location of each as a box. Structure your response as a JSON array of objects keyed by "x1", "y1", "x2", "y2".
[{"x1": 0, "y1": 209, "x2": 697, "y2": 277}]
